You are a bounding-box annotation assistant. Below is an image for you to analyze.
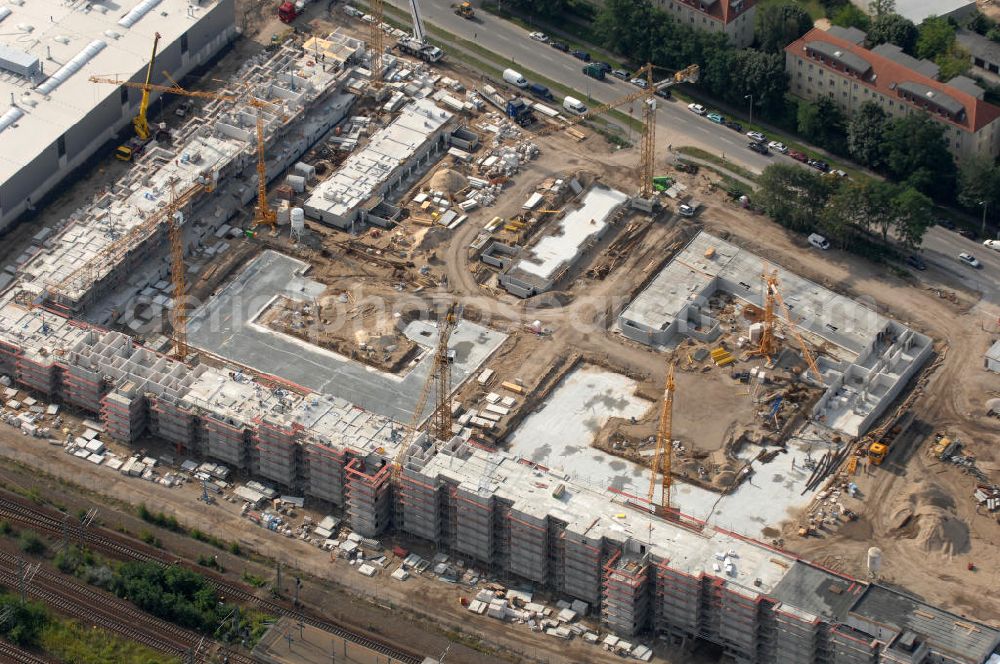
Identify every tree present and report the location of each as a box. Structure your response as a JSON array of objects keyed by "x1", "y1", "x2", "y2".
[
  {"x1": 881, "y1": 113, "x2": 956, "y2": 199},
  {"x1": 595, "y1": 0, "x2": 655, "y2": 58},
  {"x1": 892, "y1": 187, "x2": 934, "y2": 247},
  {"x1": 869, "y1": 0, "x2": 894, "y2": 16},
  {"x1": 797, "y1": 97, "x2": 847, "y2": 154},
  {"x1": 756, "y1": 164, "x2": 837, "y2": 232},
  {"x1": 916, "y1": 15, "x2": 956, "y2": 60},
  {"x1": 732, "y1": 50, "x2": 789, "y2": 115},
  {"x1": 867, "y1": 13, "x2": 918, "y2": 54},
  {"x1": 754, "y1": 1, "x2": 814, "y2": 53},
  {"x1": 935, "y1": 45, "x2": 970, "y2": 80},
  {"x1": 957, "y1": 154, "x2": 1000, "y2": 211},
  {"x1": 847, "y1": 101, "x2": 888, "y2": 168},
  {"x1": 827, "y1": 179, "x2": 898, "y2": 241},
  {"x1": 832, "y1": 4, "x2": 871, "y2": 31}
]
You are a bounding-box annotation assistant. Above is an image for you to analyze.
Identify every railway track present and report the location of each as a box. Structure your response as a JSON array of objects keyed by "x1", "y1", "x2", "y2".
[
  {"x1": 0, "y1": 639, "x2": 52, "y2": 664},
  {"x1": 0, "y1": 494, "x2": 424, "y2": 664}
]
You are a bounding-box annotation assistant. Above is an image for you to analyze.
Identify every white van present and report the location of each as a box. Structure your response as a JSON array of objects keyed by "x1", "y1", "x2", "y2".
[
  {"x1": 808, "y1": 233, "x2": 830, "y2": 250},
  {"x1": 563, "y1": 96, "x2": 587, "y2": 115},
  {"x1": 502, "y1": 68, "x2": 528, "y2": 88}
]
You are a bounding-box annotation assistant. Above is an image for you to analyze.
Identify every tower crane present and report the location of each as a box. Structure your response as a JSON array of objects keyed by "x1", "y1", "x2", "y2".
[
  {"x1": 393, "y1": 303, "x2": 458, "y2": 478},
  {"x1": 534, "y1": 64, "x2": 699, "y2": 199},
  {"x1": 753, "y1": 270, "x2": 824, "y2": 384},
  {"x1": 88, "y1": 76, "x2": 285, "y2": 230},
  {"x1": 369, "y1": 0, "x2": 385, "y2": 89},
  {"x1": 115, "y1": 32, "x2": 163, "y2": 161},
  {"x1": 647, "y1": 360, "x2": 677, "y2": 514}
]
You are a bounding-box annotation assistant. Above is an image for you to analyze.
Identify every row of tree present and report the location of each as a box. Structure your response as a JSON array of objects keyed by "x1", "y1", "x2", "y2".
[{"x1": 756, "y1": 164, "x2": 934, "y2": 257}]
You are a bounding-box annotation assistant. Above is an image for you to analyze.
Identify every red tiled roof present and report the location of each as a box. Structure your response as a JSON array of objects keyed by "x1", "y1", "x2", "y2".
[
  {"x1": 785, "y1": 27, "x2": 1000, "y2": 133},
  {"x1": 673, "y1": 0, "x2": 755, "y2": 25}
]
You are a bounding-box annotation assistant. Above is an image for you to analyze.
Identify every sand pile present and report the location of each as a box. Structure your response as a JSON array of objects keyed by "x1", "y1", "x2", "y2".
[
  {"x1": 888, "y1": 483, "x2": 969, "y2": 555},
  {"x1": 428, "y1": 168, "x2": 467, "y2": 195}
]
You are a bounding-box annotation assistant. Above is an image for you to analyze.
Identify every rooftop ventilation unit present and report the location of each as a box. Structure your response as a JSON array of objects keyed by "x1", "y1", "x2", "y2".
[
  {"x1": 118, "y1": 0, "x2": 163, "y2": 28},
  {"x1": 0, "y1": 44, "x2": 42, "y2": 79},
  {"x1": 36, "y1": 40, "x2": 107, "y2": 95}
]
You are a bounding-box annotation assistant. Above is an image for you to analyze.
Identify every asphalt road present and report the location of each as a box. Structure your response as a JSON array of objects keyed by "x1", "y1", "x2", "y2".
[{"x1": 381, "y1": 1, "x2": 1000, "y2": 304}]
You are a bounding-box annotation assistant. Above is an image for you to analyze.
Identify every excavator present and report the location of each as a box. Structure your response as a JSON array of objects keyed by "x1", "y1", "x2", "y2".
[
  {"x1": 452, "y1": 1, "x2": 474, "y2": 18},
  {"x1": 115, "y1": 33, "x2": 168, "y2": 162}
]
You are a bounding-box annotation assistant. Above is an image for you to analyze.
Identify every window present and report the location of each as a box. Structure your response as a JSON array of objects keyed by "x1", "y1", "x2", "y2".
[
  {"x1": 181, "y1": 32, "x2": 189, "y2": 55},
  {"x1": 57, "y1": 135, "x2": 66, "y2": 158}
]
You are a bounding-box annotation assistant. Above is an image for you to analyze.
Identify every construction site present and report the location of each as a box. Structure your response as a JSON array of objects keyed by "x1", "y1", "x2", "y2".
[{"x1": 0, "y1": 0, "x2": 998, "y2": 663}]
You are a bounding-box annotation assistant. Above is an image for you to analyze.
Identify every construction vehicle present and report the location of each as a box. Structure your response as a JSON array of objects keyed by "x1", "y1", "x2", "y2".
[
  {"x1": 452, "y1": 2, "x2": 474, "y2": 18},
  {"x1": 648, "y1": 360, "x2": 677, "y2": 514},
  {"x1": 397, "y1": 0, "x2": 444, "y2": 62},
  {"x1": 278, "y1": 0, "x2": 311, "y2": 23},
  {"x1": 115, "y1": 33, "x2": 167, "y2": 162},
  {"x1": 505, "y1": 97, "x2": 535, "y2": 127},
  {"x1": 534, "y1": 63, "x2": 698, "y2": 200},
  {"x1": 865, "y1": 411, "x2": 915, "y2": 465}
]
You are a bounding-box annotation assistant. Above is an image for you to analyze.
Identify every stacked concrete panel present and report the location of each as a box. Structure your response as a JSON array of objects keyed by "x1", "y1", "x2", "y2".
[
  {"x1": 253, "y1": 418, "x2": 302, "y2": 488},
  {"x1": 601, "y1": 544, "x2": 652, "y2": 637},
  {"x1": 344, "y1": 455, "x2": 393, "y2": 537}
]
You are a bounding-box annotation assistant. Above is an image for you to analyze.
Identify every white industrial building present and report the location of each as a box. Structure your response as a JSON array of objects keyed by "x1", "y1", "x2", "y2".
[{"x1": 0, "y1": 0, "x2": 237, "y2": 234}]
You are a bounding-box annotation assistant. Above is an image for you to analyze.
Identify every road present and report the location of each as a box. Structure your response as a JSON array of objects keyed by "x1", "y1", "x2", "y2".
[{"x1": 380, "y1": 0, "x2": 1000, "y2": 306}]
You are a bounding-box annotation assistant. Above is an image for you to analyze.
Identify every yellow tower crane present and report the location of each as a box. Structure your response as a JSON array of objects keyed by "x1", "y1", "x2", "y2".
[
  {"x1": 647, "y1": 360, "x2": 676, "y2": 513},
  {"x1": 534, "y1": 64, "x2": 699, "y2": 198},
  {"x1": 114, "y1": 32, "x2": 162, "y2": 161},
  {"x1": 393, "y1": 303, "x2": 458, "y2": 477},
  {"x1": 88, "y1": 76, "x2": 285, "y2": 230},
  {"x1": 753, "y1": 269, "x2": 824, "y2": 384}
]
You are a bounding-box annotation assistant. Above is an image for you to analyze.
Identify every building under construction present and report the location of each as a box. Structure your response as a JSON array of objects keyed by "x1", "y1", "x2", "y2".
[{"x1": 0, "y1": 8, "x2": 995, "y2": 663}]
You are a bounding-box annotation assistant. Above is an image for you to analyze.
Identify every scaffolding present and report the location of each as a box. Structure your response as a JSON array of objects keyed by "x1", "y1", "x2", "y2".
[{"x1": 602, "y1": 545, "x2": 652, "y2": 637}]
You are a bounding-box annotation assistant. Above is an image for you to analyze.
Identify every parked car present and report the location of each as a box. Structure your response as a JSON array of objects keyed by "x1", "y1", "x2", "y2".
[
  {"x1": 654, "y1": 87, "x2": 672, "y2": 99},
  {"x1": 984, "y1": 239, "x2": 1000, "y2": 252},
  {"x1": 746, "y1": 130, "x2": 765, "y2": 143},
  {"x1": 528, "y1": 82, "x2": 554, "y2": 101},
  {"x1": 550, "y1": 41, "x2": 569, "y2": 52},
  {"x1": 767, "y1": 141, "x2": 787, "y2": 154},
  {"x1": 936, "y1": 218, "x2": 956, "y2": 230},
  {"x1": 706, "y1": 112, "x2": 725, "y2": 124},
  {"x1": 957, "y1": 228, "x2": 976, "y2": 239},
  {"x1": 528, "y1": 31, "x2": 549, "y2": 42},
  {"x1": 906, "y1": 254, "x2": 927, "y2": 271},
  {"x1": 747, "y1": 141, "x2": 769, "y2": 155},
  {"x1": 808, "y1": 233, "x2": 830, "y2": 250},
  {"x1": 788, "y1": 150, "x2": 808, "y2": 162},
  {"x1": 807, "y1": 159, "x2": 829, "y2": 172},
  {"x1": 611, "y1": 69, "x2": 630, "y2": 80},
  {"x1": 724, "y1": 120, "x2": 743, "y2": 132},
  {"x1": 959, "y1": 252, "x2": 981, "y2": 268},
  {"x1": 571, "y1": 49, "x2": 591, "y2": 61},
  {"x1": 594, "y1": 62, "x2": 612, "y2": 73},
  {"x1": 630, "y1": 77, "x2": 648, "y2": 88},
  {"x1": 687, "y1": 103, "x2": 706, "y2": 115}
]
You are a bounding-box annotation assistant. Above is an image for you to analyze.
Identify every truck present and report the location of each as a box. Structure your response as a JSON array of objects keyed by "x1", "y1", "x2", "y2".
[
  {"x1": 582, "y1": 63, "x2": 605, "y2": 80},
  {"x1": 452, "y1": 1, "x2": 474, "y2": 18},
  {"x1": 278, "y1": 0, "x2": 311, "y2": 23},
  {"x1": 397, "y1": 0, "x2": 444, "y2": 62},
  {"x1": 505, "y1": 97, "x2": 535, "y2": 127}
]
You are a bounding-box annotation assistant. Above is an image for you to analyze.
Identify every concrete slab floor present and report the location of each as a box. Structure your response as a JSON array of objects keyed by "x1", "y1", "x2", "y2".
[
  {"x1": 186, "y1": 250, "x2": 507, "y2": 423},
  {"x1": 506, "y1": 365, "x2": 837, "y2": 538}
]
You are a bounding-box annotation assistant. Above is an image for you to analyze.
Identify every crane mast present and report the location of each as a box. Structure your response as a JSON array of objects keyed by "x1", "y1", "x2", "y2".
[{"x1": 647, "y1": 361, "x2": 676, "y2": 512}]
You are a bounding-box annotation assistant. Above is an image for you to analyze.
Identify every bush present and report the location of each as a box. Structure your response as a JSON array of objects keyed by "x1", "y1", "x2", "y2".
[
  {"x1": 19, "y1": 531, "x2": 47, "y2": 556},
  {"x1": 0, "y1": 593, "x2": 49, "y2": 646},
  {"x1": 136, "y1": 504, "x2": 182, "y2": 533},
  {"x1": 0, "y1": 520, "x2": 14, "y2": 535}
]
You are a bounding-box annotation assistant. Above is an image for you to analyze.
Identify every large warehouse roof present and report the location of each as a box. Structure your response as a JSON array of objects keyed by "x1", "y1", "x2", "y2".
[{"x1": 0, "y1": 0, "x2": 222, "y2": 185}]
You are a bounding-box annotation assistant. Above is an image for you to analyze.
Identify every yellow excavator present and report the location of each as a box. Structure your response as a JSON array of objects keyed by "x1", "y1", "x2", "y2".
[
  {"x1": 115, "y1": 32, "x2": 165, "y2": 161},
  {"x1": 452, "y1": 1, "x2": 474, "y2": 18}
]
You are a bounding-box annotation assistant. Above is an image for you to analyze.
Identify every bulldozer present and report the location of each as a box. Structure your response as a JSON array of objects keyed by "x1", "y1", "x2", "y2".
[{"x1": 452, "y1": 2, "x2": 474, "y2": 18}]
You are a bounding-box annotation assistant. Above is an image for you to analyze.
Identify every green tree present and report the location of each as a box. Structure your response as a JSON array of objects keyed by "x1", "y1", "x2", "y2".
[
  {"x1": 957, "y1": 154, "x2": 1000, "y2": 211},
  {"x1": 867, "y1": 13, "x2": 918, "y2": 54},
  {"x1": 754, "y1": 1, "x2": 814, "y2": 53},
  {"x1": 732, "y1": 50, "x2": 789, "y2": 115},
  {"x1": 827, "y1": 179, "x2": 898, "y2": 241},
  {"x1": 594, "y1": 0, "x2": 655, "y2": 59},
  {"x1": 881, "y1": 113, "x2": 956, "y2": 198},
  {"x1": 847, "y1": 101, "x2": 888, "y2": 167},
  {"x1": 892, "y1": 187, "x2": 934, "y2": 247},
  {"x1": 0, "y1": 594, "x2": 49, "y2": 647},
  {"x1": 935, "y1": 45, "x2": 970, "y2": 80},
  {"x1": 832, "y1": 4, "x2": 870, "y2": 31},
  {"x1": 797, "y1": 97, "x2": 847, "y2": 153},
  {"x1": 869, "y1": 0, "x2": 894, "y2": 16},
  {"x1": 756, "y1": 164, "x2": 837, "y2": 232},
  {"x1": 916, "y1": 15, "x2": 956, "y2": 60}
]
